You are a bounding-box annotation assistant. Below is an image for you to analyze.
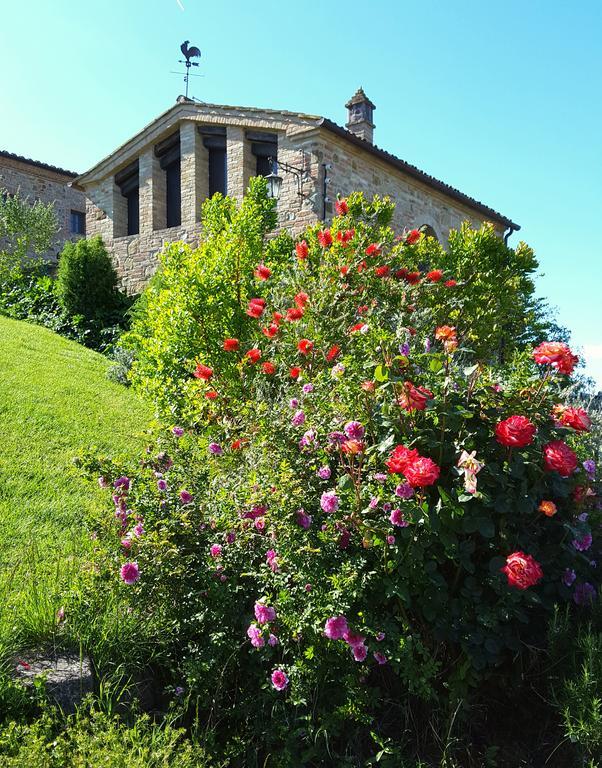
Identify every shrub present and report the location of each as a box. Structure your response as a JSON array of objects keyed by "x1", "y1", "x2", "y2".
[
  {"x1": 124, "y1": 176, "x2": 286, "y2": 418},
  {"x1": 0, "y1": 188, "x2": 58, "y2": 263},
  {"x1": 55, "y1": 236, "x2": 121, "y2": 323},
  {"x1": 81, "y1": 189, "x2": 599, "y2": 765},
  {"x1": 0, "y1": 709, "x2": 216, "y2": 767}
]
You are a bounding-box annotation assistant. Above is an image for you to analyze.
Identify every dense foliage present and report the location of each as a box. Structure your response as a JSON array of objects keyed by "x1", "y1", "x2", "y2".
[
  {"x1": 55, "y1": 235, "x2": 132, "y2": 346},
  {"x1": 81, "y1": 186, "x2": 599, "y2": 766},
  {"x1": 0, "y1": 188, "x2": 57, "y2": 263}
]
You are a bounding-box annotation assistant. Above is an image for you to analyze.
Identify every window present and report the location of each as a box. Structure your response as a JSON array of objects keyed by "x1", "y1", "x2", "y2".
[
  {"x1": 420, "y1": 224, "x2": 439, "y2": 242},
  {"x1": 165, "y1": 158, "x2": 181, "y2": 228},
  {"x1": 125, "y1": 188, "x2": 139, "y2": 236},
  {"x1": 155, "y1": 131, "x2": 181, "y2": 228},
  {"x1": 115, "y1": 159, "x2": 139, "y2": 236},
  {"x1": 199, "y1": 126, "x2": 227, "y2": 197},
  {"x1": 248, "y1": 130, "x2": 278, "y2": 178},
  {"x1": 70, "y1": 210, "x2": 85, "y2": 235}
]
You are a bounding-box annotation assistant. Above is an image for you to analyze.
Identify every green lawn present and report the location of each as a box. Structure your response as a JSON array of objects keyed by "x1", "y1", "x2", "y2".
[{"x1": 0, "y1": 316, "x2": 151, "y2": 643}]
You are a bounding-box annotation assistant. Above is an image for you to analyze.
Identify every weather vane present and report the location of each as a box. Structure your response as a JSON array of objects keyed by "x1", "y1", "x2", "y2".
[{"x1": 175, "y1": 40, "x2": 202, "y2": 99}]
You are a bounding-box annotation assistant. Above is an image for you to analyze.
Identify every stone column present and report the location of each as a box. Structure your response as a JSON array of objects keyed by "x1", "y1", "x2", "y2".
[
  {"x1": 180, "y1": 121, "x2": 209, "y2": 226},
  {"x1": 226, "y1": 126, "x2": 252, "y2": 202},
  {"x1": 139, "y1": 148, "x2": 165, "y2": 234}
]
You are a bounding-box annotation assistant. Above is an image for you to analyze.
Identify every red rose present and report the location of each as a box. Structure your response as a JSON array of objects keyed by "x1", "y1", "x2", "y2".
[
  {"x1": 272, "y1": 311, "x2": 284, "y2": 324},
  {"x1": 298, "y1": 339, "x2": 314, "y2": 355},
  {"x1": 296, "y1": 240, "x2": 309, "y2": 261},
  {"x1": 361, "y1": 380, "x2": 375, "y2": 392},
  {"x1": 501, "y1": 551, "x2": 543, "y2": 590},
  {"x1": 223, "y1": 338, "x2": 239, "y2": 352},
  {"x1": 290, "y1": 366, "x2": 301, "y2": 379},
  {"x1": 262, "y1": 362, "x2": 276, "y2": 375},
  {"x1": 317, "y1": 229, "x2": 333, "y2": 248},
  {"x1": 246, "y1": 348, "x2": 262, "y2": 364},
  {"x1": 194, "y1": 364, "x2": 213, "y2": 381},
  {"x1": 340, "y1": 266, "x2": 349, "y2": 276},
  {"x1": 404, "y1": 271, "x2": 421, "y2": 285},
  {"x1": 406, "y1": 229, "x2": 422, "y2": 245},
  {"x1": 286, "y1": 307, "x2": 304, "y2": 322},
  {"x1": 495, "y1": 415, "x2": 537, "y2": 448},
  {"x1": 555, "y1": 406, "x2": 591, "y2": 432},
  {"x1": 403, "y1": 456, "x2": 440, "y2": 487},
  {"x1": 205, "y1": 390, "x2": 218, "y2": 400},
  {"x1": 365, "y1": 243, "x2": 381, "y2": 257},
  {"x1": 386, "y1": 444, "x2": 420, "y2": 475},
  {"x1": 426, "y1": 269, "x2": 443, "y2": 282},
  {"x1": 357, "y1": 260, "x2": 367, "y2": 273},
  {"x1": 294, "y1": 291, "x2": 309, "y2": 309},
  {"x1": 532, "y1": 341, "x2": 568, "y2": 365},
  {"x1": 375, "y1": 265, "x2": 390, "y2": 278},
  {"x1": 556, "y1": 351, "x2": 579, "y2": 375},
  {"x1": 326, "y1": 344, "x2": 340, "y2": 362},
  {"x1": 533, "y1": 341, "x2": 578, "y2": 375},
  {"x1": 254, "y1": 264, "x2": 271, "y2": 281},
  {"x1": 335, "y1": 199, "x2": 348, "y2": 215},
  {"x1": 444, "y1": 279, "x2": 457, "y2": 287},
  {"x1": 543, "y1": 440, "x2": 578, "y2": 476},
  {"x1": 398, "y1": 381, "x2": 433, "y2": 412}
]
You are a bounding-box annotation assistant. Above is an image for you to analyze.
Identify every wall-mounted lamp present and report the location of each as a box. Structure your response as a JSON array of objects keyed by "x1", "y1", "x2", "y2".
[{"x1": 266, "y1": 156, "x2": 310, "y2": 201}]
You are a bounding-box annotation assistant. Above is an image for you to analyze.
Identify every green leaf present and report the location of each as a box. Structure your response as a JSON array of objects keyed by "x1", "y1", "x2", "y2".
[
  {"x1": 477, "y1": 518, "x2": 495, "y2": 538},
  {"x1": 337, "y1": 474, "x2": 353, "y2": 490},
  {"x1": 374, "y1": 364, "x2": 388, "y2": 382}
]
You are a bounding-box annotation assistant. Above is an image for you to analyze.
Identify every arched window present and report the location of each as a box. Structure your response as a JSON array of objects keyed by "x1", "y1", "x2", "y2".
[{"x1": 420, "y1": 224, "x2": 439, "y2": 242}]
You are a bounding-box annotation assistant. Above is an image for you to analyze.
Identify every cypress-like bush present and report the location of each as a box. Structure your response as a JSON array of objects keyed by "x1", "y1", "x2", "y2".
[{"x1": 56, "y1": 236, "x2": 120, "y2": 322}]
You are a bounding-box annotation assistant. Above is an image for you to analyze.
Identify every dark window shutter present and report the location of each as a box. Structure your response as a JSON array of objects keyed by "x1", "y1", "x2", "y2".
[
  {"x1": 208, "y1": 147, "x2": 227, "y2": 196},
  {"x1": 126, "y1": 189, "x2": 139, "y2": 235},
  {"x1": 166, "y1": 158, "x2": 181, "y2": 228}
]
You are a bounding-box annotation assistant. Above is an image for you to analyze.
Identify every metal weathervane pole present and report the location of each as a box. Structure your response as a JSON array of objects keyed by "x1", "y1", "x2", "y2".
[{"x1": 177, "y1": 40, "x2": 201, "y2": 99}]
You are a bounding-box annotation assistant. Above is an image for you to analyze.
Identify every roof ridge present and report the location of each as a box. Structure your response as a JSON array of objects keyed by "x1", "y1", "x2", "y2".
[{"x1": 0, "y1": 149, "x2": 78, "y2": 178}]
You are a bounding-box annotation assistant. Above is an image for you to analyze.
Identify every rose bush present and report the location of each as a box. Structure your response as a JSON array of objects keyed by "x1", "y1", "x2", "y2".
[{"x1": 80, "y1": 185, "x2": 600, "y2": 766}]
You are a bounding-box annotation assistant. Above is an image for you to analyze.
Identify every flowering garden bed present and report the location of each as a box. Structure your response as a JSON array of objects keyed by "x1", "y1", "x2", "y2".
[{"x1": 74, "y1": 183, "x2": 600, "y2": 766}]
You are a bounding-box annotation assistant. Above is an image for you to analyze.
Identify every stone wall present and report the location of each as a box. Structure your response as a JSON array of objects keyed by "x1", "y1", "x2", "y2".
[
  {"x1": 111, "y1": 224, "x2": 202, "y2": 295},
  {"x1": 0, "y1": 155, "x2": 85, "y2": 259},
  {"x1": 297, "y1": 132, "x2": 507, "y2": 241}
]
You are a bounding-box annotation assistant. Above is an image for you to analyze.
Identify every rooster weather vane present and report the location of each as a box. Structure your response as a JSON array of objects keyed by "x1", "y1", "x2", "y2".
[{"x1": 177, "y1": 40, "x2": 202, "y2": 99}]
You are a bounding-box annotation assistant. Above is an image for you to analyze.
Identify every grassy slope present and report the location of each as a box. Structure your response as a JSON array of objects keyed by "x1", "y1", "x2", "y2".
[{"x1": 0, "y1": 316, "x2": 151, "y2": 640}]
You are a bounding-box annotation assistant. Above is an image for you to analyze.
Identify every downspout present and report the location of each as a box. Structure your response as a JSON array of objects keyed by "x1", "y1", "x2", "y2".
[{"x1": 503, "y1": 226, "x2": 515, "y2": 245}]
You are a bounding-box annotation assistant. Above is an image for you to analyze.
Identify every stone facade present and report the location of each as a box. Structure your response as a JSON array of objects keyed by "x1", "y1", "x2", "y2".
[
  {"x1": 76, "y1": 93, "x2": 518, "y2": 294},
  {"x1": 0, "y1": 151, "x2": 85, "y2": 260}
]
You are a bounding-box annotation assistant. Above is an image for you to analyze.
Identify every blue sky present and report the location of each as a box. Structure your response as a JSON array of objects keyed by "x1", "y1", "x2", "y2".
[{"x1": 1, "y1": 0, "x2": 600, "y2": 386}]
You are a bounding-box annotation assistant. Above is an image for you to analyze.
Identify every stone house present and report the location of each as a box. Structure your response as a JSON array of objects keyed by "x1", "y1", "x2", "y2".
[
  {"x1": 0, "y1": 150, "x2": 86, "y2": 260},
  {"x1": 74, "y1": 89, "x2": 519, "y2": 294}
]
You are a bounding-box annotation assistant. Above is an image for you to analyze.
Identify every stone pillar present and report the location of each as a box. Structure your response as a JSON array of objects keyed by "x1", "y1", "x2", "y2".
[
  {"x1": 139, "y1": 148, "x2": 165, "y2": 234},
  {"x1": 180, "y1": 121, "x2": 209, "y2": 226},
  {"x1": 226, "y1": 126, "x2": 252, "y2": 201}
]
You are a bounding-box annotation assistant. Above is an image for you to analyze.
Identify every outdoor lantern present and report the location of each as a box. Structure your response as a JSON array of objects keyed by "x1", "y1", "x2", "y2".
[{"x1": 266, "y1": 170, "x2": 283, "y2": 200}]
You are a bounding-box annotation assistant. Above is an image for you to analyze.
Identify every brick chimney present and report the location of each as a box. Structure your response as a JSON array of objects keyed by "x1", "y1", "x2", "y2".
[{"x1": 345, "y1": 87, "x2": 376, "y2": 144}]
